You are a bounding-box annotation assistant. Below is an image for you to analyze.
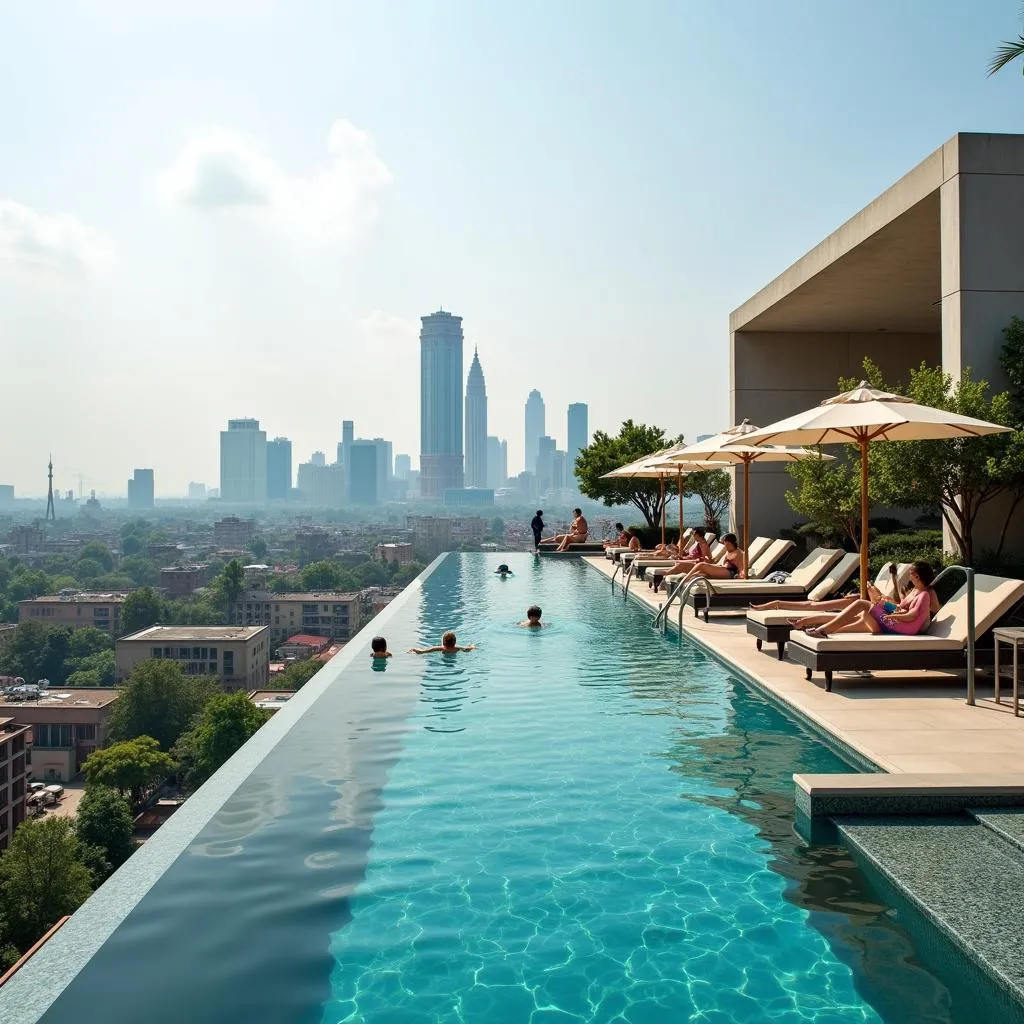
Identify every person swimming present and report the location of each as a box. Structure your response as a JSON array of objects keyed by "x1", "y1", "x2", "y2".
[
  {"x1": 370, "y1": 636, "x2": 392, "y2": 659},
  {"x1": 519, "y1": 605, "x2": 544, "y2": 628},
  {"x1": 495, "y1": 563, "x2": 513, "y2": 577},
  {"x1": 409, "y1": 630, "x2": 477, "y2": 654}
]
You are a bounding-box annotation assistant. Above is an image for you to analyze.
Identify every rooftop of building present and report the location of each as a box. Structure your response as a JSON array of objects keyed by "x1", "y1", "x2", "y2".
[
  {"x1": 20, "y1": 592, "x2": 127, "y2": 604},
  {"x1": 248, "y1": 690, "x2": 295, "y2": 707},
  {"x1": 0, "y1": 715, "x2": 30, "y2": 733},
  {"x1": 0, "y1": 687, "x2": 120, "y2": 710},
  {"x1": 118, "y1": 626, "x2": 268, "y2": 643},
  {"x1": 281, "y1": 634, "x2": 332, "y2": 647},
  {"x1": 240, "y1": 591, "x2": 361, "y2": 602}
]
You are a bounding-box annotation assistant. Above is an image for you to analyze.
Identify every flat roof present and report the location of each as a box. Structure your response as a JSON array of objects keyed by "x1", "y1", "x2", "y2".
[
  {"x1": 248, "y1": 690, "x2": 295, "y2": 704},
  {"x1": 242, "y1": 592, "x2": 360, "y2": 601},
  {"x1": 118, "y1": 626, "x2": 267, "y2": 643},
  {"x1": 281, "y1": 634, "x2": 331, "y2": 647},
  {"x1": 0, "y1": 688, "x2": 120, "y2": 710},
  {"x1": 21, "y1": 593, "x2": 127, "y2": 604}
]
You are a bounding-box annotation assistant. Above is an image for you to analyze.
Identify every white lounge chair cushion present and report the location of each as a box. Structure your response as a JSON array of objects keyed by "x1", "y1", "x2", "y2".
[
  {"x1": 747, "y1": 609, "x2": 803, "y2": 627},
  {"x1": 806, "y1": 553, "x2": 861, "y2": 601},
  {"x1": 707, "y1": 582, "x2": 809, "y2": 596},
  {"x1": 791, "y1": 631, "x2": 964, "y2": 653},
  {"x1": 745, "y1": 539, "x2": 795, "y2": 580},
  {"x1": 787, "y1": 548, "x2": 844, "y2": 588}
]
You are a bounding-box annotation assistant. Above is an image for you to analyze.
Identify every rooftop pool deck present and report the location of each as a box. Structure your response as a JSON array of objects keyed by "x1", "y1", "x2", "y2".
[
  {"x1": 586, "y1": 556, "x2": 1024, "y2": 777},
  {"x1": 3, "y1": 553, "x2": 1024, "y2": 1024}
]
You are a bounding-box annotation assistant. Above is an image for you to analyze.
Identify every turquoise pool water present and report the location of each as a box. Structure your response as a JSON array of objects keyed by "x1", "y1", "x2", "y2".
[{"x1": 24, "y1": 553, "x2": 1019, "y2": 1024}]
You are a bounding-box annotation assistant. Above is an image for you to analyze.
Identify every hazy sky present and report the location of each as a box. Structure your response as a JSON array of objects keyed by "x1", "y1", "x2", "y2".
[{"x1": 3, "y1": 0, "x2": 1024, "y2": 497}]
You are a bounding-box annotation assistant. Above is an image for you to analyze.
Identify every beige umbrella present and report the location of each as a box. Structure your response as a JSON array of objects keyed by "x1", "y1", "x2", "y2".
[
  {"x1": 670, "y1": 421, "x2": 835, "y2": 570},
  {"x1": 603, "y1": 444, "x2": 724, "y2": 545},
  {"x1": 739, "y1": 382, "x2": 1013, "y2": 597}
]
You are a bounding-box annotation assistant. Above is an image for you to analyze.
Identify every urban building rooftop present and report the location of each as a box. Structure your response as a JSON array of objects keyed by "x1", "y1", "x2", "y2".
[
  {"x1": 0, "y1": 688, "x2": 120, "y2": 711},
  {"x1": 117, "y1": 626, "x2": 267, "y2": 643}
]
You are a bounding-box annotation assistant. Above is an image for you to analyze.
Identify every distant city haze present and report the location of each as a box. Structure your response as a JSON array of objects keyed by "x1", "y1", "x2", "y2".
[{"x1": 1, "y1": 3, "x2": 1021, "y2": 495}]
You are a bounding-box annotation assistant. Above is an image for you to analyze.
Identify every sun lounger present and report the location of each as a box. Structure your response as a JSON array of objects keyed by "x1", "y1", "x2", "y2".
[
  {"x1": 645, "y1": 535, "x2": 737, "y2": 588},
  {"x1": 785, "y1": 573, "x2": 1024, "y2": 692},
  {"x1": 745, "y1": 555, "x2": 892, "y2": 659},
  {"x1": 682, "y1": 539, "x2": 799, "y2": 619}
]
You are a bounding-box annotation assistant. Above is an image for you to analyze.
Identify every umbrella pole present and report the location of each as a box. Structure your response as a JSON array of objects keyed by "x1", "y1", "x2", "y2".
[
  {"x1": 678, "y1": 469, "x2": 684, "y2": 539},
  {"x1": 743, "y1": 459, "x2": 750, "y2": 573},
  {"x1": 660, "y1": 476, "x2": 665, "y2": 547},
  {"x1": 859, "y1": 437, "x2": 869, "y2": 599}
]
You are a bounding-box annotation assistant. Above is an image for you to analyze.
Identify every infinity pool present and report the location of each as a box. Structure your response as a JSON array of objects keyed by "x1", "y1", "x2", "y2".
[{"x1": 16, "y1": 554, "x2": 1018, "y2": 1023}]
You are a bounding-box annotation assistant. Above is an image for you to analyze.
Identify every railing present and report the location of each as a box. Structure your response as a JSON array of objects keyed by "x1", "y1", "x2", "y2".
[{"x1": 652, "y1": 576, "x2": 713, "y2": 632}]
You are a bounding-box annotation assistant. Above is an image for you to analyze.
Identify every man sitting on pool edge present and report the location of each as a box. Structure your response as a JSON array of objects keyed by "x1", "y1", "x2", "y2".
[{"x1": 409, "y1": 631, "x2": 477, "y2": 654}]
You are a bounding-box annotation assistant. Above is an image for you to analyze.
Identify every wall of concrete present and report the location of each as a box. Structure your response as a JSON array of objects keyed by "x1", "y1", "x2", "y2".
[{"x1": 731, "y1": 331, "x2": 939, "y2": 540}]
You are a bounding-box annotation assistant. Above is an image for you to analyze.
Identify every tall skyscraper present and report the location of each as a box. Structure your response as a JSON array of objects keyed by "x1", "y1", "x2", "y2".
[
  {"x1": 525, "y1": 390, "x2": 546, "y2": 473},
  {"x1": 552, "y1": 450, "x2": 569, "y2": 491},
  {"x1": 567, "y1": 403, "x2": 589, "y2": 481},
  {"x1": 464, "y1": 348, "x2": 488, "y2": 488},
  {"x1": 310, "y1": 451, "x2": 326, "y2": 467},
  {"x1": 127, "y1": 469, "x2": 154, "y2": 509},
  {"x1": 536, "y1": 435, "x2": 556, "y2": 493},
  {"x1": 394, "y1": 454, "x2": 412, "y2": 480},
  {"x1": 266, "y1": 437, "x2": 292, "y2": 501},
  {"x1": 486, "y1": 436, "x2": 507, "y2": 490},
  {"x1": 339, "y1": 420, "x2": 355, "y2": 473},
  {"x1": 420, "y1": 310, "x2": 464, "y2": 498},
  {"x1": 220, "y1": 419, "x2": 267, "y2": 504},
  {"x1": 349, "y1": 441, "x2": 380, "y2": 504}
]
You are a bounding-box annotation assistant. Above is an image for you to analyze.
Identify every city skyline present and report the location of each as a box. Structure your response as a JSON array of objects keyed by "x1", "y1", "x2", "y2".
[{"x1": 4, "y1": 4, "x2": 1021, "y2": 495}]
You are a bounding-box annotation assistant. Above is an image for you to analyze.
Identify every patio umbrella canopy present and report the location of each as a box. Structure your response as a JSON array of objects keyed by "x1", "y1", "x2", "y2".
[
  {"x1": 739, "y1": 382, "x2": 1013, "y2": 597},
  {"x1": 672, "y1": 421, "x2": 834, "y2": 570},
  {"x1": 602, "y1": 444, "x2": 725, "y2": 545}
]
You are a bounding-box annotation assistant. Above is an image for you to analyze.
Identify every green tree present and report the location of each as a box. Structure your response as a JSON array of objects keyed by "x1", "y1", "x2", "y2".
[
  {"x1": 685, "y1": 469, "x2": 731, "y2": 535},
  {"x1": 249, "y1": 537, "x2": 269, "y2": 562},
  {"x1": 83, "y1": 736, "x2": 175, "y2": 805},
  {"x1": 121, "y1": 587, "x2": 163, "y2": 636},
  {"x1": 272, "y1": 658, "x2": 323, "y2": 691},
  {"x1": 78, "y1": 541, "x2": 114, "y2": 572},
  {"x1": 7, "y1": 569, "x2": 51, "y2": 602},
  {"x1": 853, "y1": 359, "x2": 1017, "y2": 564},
  {"x1": 66, "y1": 649, "x2": 116, "y2": 687},
  {"x1": 300, "y1": 560, "x2": 343, "y2": 590},
  {"x1": 75, "y1": 785, "x2": 135, "y2": 876},
  {"x1": 575, "y1": 420, "x2": 683, "y2": 527},
  {"x1": 786, "y1": 454, "x2": 865, "y2": 549},
  {"x1": 174, "y1": 692, "x2": 269, "y2": 790},
  {"x1": 0, "y1": 622, "x2": 71, "y2": 684},
  {"x1": 67, "y1": 627, "x2": 113, "y2": 660},
  {"x1": 121, "y1": 534, "x2": 143, "y2": 556},
  {"x1": 119, "y1": 556, "x2": 158, "y2": 588},
  {"x1": 269, "y1": 572, "x2": 304, "y2": 594},
  {"x1": 221, "y1": 560, "x2": 245, "y2": 619},
  {"x1": 394, "y1": 561, "x2": 426, "y2": 587},
  {"x1": 0, "y1": 816, "x2": 94, "y2": 951},
  {"x1": 73, "y1": 558, "x2": 104, "y2": 582},
  {"x1": 352, "y1": 562, "x2": 387, "y2": 588},
  {"x1": 989, "y1": 13, "x2": 1024, "y2": 76},
  {"x1": 107, "y1": 659, "x2": 218, "y2": 750}
]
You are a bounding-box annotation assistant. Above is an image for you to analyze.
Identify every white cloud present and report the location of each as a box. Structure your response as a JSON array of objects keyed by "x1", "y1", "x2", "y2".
[
  {"x1": 356, "y1": 310, "x2": 418, "y2": 341},
  {"x1": 0, "y1": 199, "x2": 112, "y2": 274},
  {"x1": 157, "y1": 119, "x2": 393, "y2": 238}
]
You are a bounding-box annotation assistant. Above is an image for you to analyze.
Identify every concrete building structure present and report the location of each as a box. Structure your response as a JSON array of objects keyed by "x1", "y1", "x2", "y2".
[
  {"x1": 116, "y1": 626, "x2": 270, "y2": 692},
  {"x1": 213, "y1": 516, "x2": 256, "y2": 549},
  {"x1": 394, "y1": 454, "x2": 412, "y2": 480},
  {"x1": 0, "y1": 717, "x2": 29, "y2": 848},
  {"x1": 374, "y1": 542, "x2": 415, "y2": 564},
  {"x1": 277, "y1": 634, "x2": 332, "y2": 660},
  {"x1": 348, "y1": 442, "x2": 380, "y2": 504},
  {"x1": 234, "y1": 592, "x2": 361, "y2": 645},
  {"x1": 420, "y1": 310, "x2": 465, "y2": 497},
  {"x1": 0, "y1": 485, "x2": 14, "y2": 506},
  {"x1": 444, "y1": 488, "x2": 494, "y2": 507},
  {"x1": 266, "y1": 437, "x2": 292, "y2": 502},
  {"x1": 127, "y1": 468, "x2": 154, "y2": 509},
  {"x1": 408, "y1": 515, "x2": 452, "y2": 559},
  {"x1": 188, "y1": 481, "x2": 207, "y2": 501},
  {"x1": 220, "y1": 418, "x2": 267, "y2": 504},
  {"x1": 536, "y1": 435, "x2": 556, "y2": 494},
  {"x1": 248, "y1": 690, "x2": 295, "y2": 714},
  {"x1": 296, "y1": 461, "x2": 345, "y2": 507},
  {"x1": 486, "y1": 436, "x2": 507, "y2": 490},
  {"x1": 525, "y1": 390, "x2": 545, "y2": 474},
  {"x1": 731, "y1": 132, "x2": 1024, "y2": 555},
  {"x1": 3, "y1": 688, "x2": 119, "y2": 784},
  {"x1": 18, "y1": 593, "x2": 126, "y2": 637},
  {"x1": 464, "y1": 348, "x2": 488, "y2": 489},
  {"x1": 567, "y1": 403, "x2": 589, "y2": 484},
  {"x1": 159, "y1": 564, "x2": 212, "y2": 598}
]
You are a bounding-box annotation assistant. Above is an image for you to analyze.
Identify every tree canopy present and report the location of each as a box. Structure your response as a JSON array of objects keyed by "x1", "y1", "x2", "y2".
[
  {"x1": 107, "y1": 659, "x2": 218, "y2": 751},
  {"x1": 83, "y1": 736, "x2": 175, "y2": 805},
  {"x1": 76, "y1": 785, "x2": 135, "y2": 876},
  {"x1": 575, "y1": 420, "x2": 683, "y2": 527},
  {"x1": 272, "y1": 657, "x2": 323, "y2": 691},
  {"x1": 684, "y1": 470, "x2": 731, "y2": 535},
  {"x1": 174, "y1": 692, "x2": 269, "y2": 790},
  {"x1": 121, "y1": 587, "x2": 163, "y2": 636},
  {"x1": 786, "y1": 453, "x2": 864, "y2": 549}
]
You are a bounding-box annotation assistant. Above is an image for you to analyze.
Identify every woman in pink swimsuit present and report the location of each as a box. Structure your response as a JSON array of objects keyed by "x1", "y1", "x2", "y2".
[{"x1": 802, "y1": 561, "x2": 937, "y2": 639}]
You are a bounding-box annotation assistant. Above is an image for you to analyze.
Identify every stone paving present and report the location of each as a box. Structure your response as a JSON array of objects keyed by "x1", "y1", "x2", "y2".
[{"x1": 587, "y1": 557, "x2": 1024, "y2": 776}]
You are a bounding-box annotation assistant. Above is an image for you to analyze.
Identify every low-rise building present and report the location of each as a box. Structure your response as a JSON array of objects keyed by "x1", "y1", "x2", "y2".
[
  {"x1": 213, "y1": 516, "x2": 256, "y2": 549},
  {"x1": 277, "y1": 634, "x2": 332, "y2": 660},
  {"x1": 0, "y1": 717, "x2": 29, "y2": 849},
  {"x1": 0, "y1": 688, "x2": 120, "y2": 785},
  {"x1": 374, "y1": 542, "x2": 415, "y2": 564},
  {"x1": 235, "y1": 591, "x2": 361, "y2": 645},
  {"x1": 248, "y1": 690, "x2": 295, "y2": 715},
  {"x1": 159, "y1": 564, "x2": 212, "y2": 598},
  {"x1": 18, "y1": 593, "x2": 126, "y2": 637},
  {"x1": 116, "y1": 626, "x2": 270, "y2": 692}
]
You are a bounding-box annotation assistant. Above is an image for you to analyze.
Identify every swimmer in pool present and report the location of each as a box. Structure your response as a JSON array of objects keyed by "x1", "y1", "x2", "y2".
[
  {"x1": 519, "y1": 605, "x2": 544, "y2": 628},
  {"x1": 495, "y1": 563, "x2": 513, "y2": 577},
  {"x1": 370, "y1": 636, "x2": 392, "y2": 659},
  {"x1": 409, "y1": 630, "x2": 477, "y2": 654}
]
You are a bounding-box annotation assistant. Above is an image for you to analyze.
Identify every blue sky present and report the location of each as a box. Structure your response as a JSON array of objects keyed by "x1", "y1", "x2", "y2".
[{"x1": 2, "y1": 0, "x2": 1023, "y2": 496}]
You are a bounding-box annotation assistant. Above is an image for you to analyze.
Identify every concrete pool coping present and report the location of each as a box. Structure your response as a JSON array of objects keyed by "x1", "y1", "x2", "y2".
[{"x1": 585, "y1": 557, "x2": 1024, "y2": 781}]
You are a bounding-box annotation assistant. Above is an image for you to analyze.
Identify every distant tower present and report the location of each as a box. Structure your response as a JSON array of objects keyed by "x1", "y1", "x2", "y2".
[
  {"x1": 524, "y1": 390, "x2": 546, "y2": 474},
  {"x1": 420, "y1": 309, "x2": 465, "y2": 498},
  {"x1": 45, "y1": 455, "x2": 55, "y2": 521},
  {"x1": 567, "y1": 403, "x2": 589, "y2": 484},
  {"x1": 464, "y1": 347, "x2": 488, "y2": 488}
]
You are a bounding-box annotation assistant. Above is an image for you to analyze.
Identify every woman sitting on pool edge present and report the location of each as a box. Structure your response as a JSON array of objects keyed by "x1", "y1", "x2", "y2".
[
  {"x1": 409, "y1": 631, "x2": 477, "y2": 654},
  {"x1": 794, "y1": 561, "x2": 938, "y2": 638},
  {"x1": 669, "y1": 533, "x2": 744, "y2": 589}
]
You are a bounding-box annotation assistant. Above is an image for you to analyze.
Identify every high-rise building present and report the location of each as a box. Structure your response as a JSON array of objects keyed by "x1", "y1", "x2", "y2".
[
  {"x1": 536, "y1": 435, "x2": 556, "y2": 493},
  {"x1": 464, "y1": 348, "x2": 488, "y2": 488},
  {"x1": 349, "y1": 442, "x2": 380, "y2": 504},
  {"x1": 296, "y1": 462, "x2": 345, "y2": 506},
  {"x1": 266, "y1": 437, "x2": 292, "y2": 502},
  {"x1": 188, "y1": 482, "x2": 207, "y2": 501},
  {"x1": 552, "y1": 450, "x2": 569, "y2": 491},
  {"x1": 394, "y1": 454, "x2": 412, "y2": 480},
  {"x1": 220, "y1": 419, "x2": 267, "y2": 504},
  {"x1": 486, "y1": 437, "x2": 507, "y2": 490},
  {"x1": 567, "y1": 403, "x2": 589, "y2": 482},
  {"x1": 310, "y1": 451, "x2": 326, "y2": 467},
  {"x1": 420, "y1": 310, "x2": 464, "y2": 498},
  {"x1": 127, "y1": 469, "x2": 154, "y2": 509},
  {"x1": 525, "y1": 390, "x2": 546, "y2": 474}
]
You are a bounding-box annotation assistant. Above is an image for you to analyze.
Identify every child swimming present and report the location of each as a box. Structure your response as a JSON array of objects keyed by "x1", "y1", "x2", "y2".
[
  {"x1": 519, "y1": 606, "x2": 544, "y2": 628},
  {"x1": 409, "y1": 630, "x2": 477, "y2": 654},
  {"x1": 495, "y1": 563, "x2": 513, "y2": 577},
  {"x1": 370, "y1": 636, "x2": 392, "y2": 659}
]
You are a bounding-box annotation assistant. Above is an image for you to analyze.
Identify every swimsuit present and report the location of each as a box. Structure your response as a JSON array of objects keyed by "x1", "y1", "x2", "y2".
[
  {"x1": 726, "y1": 560, "x2": 740, "y2": 578},
  {"x1": 871, "y1": 589, "x2": 930, "y2": 635}
]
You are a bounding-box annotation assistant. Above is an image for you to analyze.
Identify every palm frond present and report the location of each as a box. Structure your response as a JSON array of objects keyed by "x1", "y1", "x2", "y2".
[{"x1": 988, "y1": 35, "x2": 1024, "y2": 76}]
